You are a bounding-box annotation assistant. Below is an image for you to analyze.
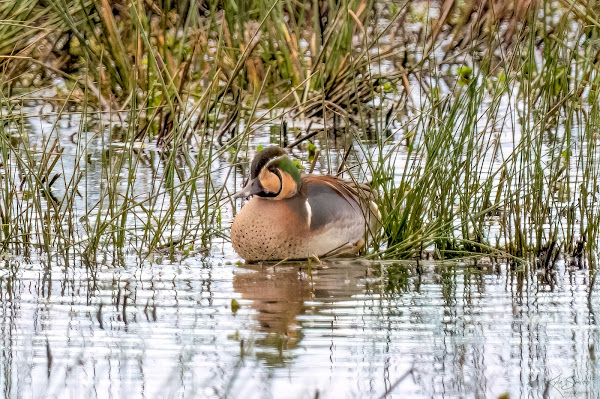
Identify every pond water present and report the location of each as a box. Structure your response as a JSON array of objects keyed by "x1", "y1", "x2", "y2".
[
  {"x1": 1, "y1": 254, "x2": 599, "y2": 398},
  {"x1": 0, "y1": 101, "x2": 598, "y2": 398}
]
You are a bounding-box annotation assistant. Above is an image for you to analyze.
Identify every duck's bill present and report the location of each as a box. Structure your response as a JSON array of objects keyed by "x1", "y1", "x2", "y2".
[{"x1": 233, "y1": 178, "x2": 263, "y2": 199}]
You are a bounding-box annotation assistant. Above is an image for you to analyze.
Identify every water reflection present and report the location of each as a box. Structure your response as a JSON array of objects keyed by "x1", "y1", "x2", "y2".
[
  {"x1": 2, "y1": 88, "x2": 597, "y2": 398},
  {"x1": 233, "y1": 260, "x2": 371, "y2": 365},
  {"x1": 1, "y1": 256, "x2": 600, "y2": 398}
]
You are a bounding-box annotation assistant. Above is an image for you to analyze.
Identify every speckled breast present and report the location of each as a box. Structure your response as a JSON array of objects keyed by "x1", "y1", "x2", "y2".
[{"x1": 231, "y1": 196, "x2": 310, "y2": 262}]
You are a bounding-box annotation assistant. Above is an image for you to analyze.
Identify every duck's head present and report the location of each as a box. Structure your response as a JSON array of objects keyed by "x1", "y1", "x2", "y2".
[{"x1": 234, "y1": 146, "x2": 302, "y2": 200}]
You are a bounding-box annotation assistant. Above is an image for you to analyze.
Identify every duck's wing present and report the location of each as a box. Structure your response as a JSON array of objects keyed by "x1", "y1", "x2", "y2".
[{"x1": 302, "y1": 175, "x2": 377, "y2": 232}]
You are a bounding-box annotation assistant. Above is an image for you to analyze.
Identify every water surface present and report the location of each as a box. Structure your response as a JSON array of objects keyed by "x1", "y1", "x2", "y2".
[
  {"x1": 1, "y1": 254, "x2": 598, "y2": 398},
  {"x1": 0, "y1": 99, "x2": 598, "y2": 398}
]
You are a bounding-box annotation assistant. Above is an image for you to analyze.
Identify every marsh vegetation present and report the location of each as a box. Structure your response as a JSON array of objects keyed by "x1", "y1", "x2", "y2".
[
  {"x1": 1, "y1": 0, "x2": 600, "y2": 397},
  {"x1": 2, "y1": 0, "x2": 599, "y2": 266}
]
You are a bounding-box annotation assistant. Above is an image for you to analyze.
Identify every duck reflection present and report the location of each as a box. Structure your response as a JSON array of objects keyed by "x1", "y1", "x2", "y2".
[{"x1": 233, "y1": 260, "x2": 372, "y2": 363}]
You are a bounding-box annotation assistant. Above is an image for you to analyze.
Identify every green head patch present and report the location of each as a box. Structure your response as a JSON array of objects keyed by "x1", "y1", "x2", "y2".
[{"x1": 269, "y1": 156, "x2": 302, "y2": 189}]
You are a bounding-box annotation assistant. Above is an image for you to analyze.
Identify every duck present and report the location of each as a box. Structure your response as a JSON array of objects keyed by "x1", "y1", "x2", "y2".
[{"x1": 231, "y1": 146, "x2": 380, "y2": 262}]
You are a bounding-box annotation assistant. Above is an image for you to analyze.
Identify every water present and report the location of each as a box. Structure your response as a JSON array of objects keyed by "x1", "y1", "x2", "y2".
[
  {"x1": 1, "y1": 254, "x2": 599, "y2": 398},
  {"x1": 0, "y1": 101, "x2": 598, "y2": 398}
]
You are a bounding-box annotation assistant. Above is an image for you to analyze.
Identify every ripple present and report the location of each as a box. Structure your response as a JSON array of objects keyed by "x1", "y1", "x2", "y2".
[{"x1": 1, "y1": 258, "x2": 599, "y2": 398}]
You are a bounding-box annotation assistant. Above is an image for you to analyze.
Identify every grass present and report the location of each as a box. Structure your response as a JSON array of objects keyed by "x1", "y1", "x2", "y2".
[
  {"x1": 363, "y1": 1, "x2": 600, "y2": 270},
  {"x1": 1, "y1": 3, "x2": 599, "y2": 394},
  {"x1": 0, "y1": 0, "x2": 598, "y2": 274}
]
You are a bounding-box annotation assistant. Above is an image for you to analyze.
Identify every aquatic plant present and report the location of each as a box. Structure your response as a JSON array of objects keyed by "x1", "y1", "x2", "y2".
[{"x1": 0, "y1": 0, "x2": 598, "y2": 272}]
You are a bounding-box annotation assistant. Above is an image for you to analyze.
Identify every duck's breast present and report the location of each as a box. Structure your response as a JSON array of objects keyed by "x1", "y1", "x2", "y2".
[{"x1": 231, "y1": 196, "x2": 311, "y2": 261}]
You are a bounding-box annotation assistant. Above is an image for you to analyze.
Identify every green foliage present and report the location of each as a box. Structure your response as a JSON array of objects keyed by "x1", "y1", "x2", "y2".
[
  {"x1": 457, "y1": 66, "x2": 473, "y2": 86},
  {"x1": 231, "y1": 298, "x2": 240, "y2": 314},
  {"x1": 0, "y1": 0, "x2": 600, "y2": 270}
]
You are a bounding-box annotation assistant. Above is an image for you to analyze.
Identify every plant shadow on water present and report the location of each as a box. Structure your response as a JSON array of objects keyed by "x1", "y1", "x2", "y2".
[
  {"x1": 223, "y1": 257, "x2": 600, "y2": 398},
  {"x1": 2, "y1": 0, "x2": 600, "y2": 397},
  {"x1": 0, "y1": 255, "x2": 599, "y2": 398}
]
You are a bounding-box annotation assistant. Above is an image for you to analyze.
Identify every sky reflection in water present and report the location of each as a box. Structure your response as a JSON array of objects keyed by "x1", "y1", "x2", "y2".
[
  {"x1": 1, "y1": 255, "x2": 598, "y2": 398},
  {"x1": 0, "y1": 108, "x2": 598, "y2": 398}
]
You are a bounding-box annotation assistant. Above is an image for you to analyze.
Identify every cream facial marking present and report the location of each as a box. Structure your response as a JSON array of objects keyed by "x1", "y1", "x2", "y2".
[
  {"x1": 277, "y1": 171, "x2": 298, "y2": 199},
  {"x1": 258, "y1": 167, "x2": 281, "y2": 194}
]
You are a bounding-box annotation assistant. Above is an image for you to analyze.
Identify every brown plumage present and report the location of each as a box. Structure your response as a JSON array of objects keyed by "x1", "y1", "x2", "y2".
[{"x1": 231, "y1": 147, "x2": 380, "y2": 262}]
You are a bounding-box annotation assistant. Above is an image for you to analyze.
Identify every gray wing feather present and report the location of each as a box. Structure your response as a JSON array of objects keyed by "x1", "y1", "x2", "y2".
[{"x1": 306, "y1": 181, "x2": 363, "y2": 231}]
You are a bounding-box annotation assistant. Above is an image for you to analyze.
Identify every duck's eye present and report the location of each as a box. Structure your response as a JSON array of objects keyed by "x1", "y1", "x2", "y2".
[{"x1": 269, "y1": 167, "x2": 281, "y2": 177}]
